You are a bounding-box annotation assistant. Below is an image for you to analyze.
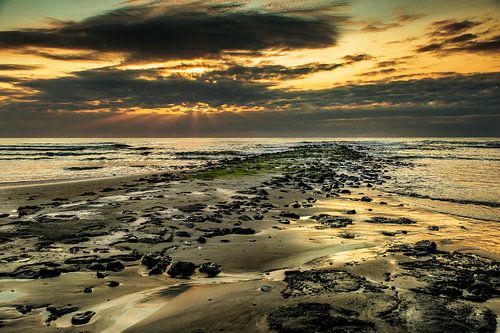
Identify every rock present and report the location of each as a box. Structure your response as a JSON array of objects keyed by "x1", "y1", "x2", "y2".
[
  {"x1": 368, "y1": 217, "x2": 416, "y2": 224},
  {"x1": 360, "y1": 196, "x2": 372, "y2": 202},
  {"x1": 345, "y1": 209, "x2": 356, "y2": 214},
  {"x1": 253, "y1": 213, "x2": 264, "y2": 220},
  {"x1": 88, "y1": 262, "x2": 106, "y2": 271},
  {"x1": 96, "y1": 271, "x2": 105, "y2": 278},
  {"x1": 279, "y1": 211, "x2": 300, "y2": 219},
  {"x1": 339, "y1": 232, "x2": 355, "y2": 239},
  {"x1": 175, "y1": 231, "x2": 191, "y2": 237},
  {"x1": 196, "y1": 236, "x2": 207, "y2": 243},
  {"x1": 71, "y1": 311, "x2": 96, "y2": 325},
  {"x1": 284, "y1": 270, "x2": 300, "y2": 276},
  {"x1": 428, "y1": 225, "x2": 440, "y2": 231},
  {"x1": 232, "y1": 227, "x2": 256, "y2": 235},
  {"x1": 381, "y1": 231, "x2": 397, "y2": 236},
  {"x1": 257, "y1": 189, "x2": 269, "y2": 196},
  {"x1": 282, "y1": 269, "x2": 373, "y2": 298},
  {"x1": 260, "y1": 285, "x2": 272, "y2": 292},
  {"x1": 413, "y1": 240, "x2": 437, "y2": 254},
  {"x1": 142, "y1": 254, "x2": 172, "y2": 276},
  {"x1": 167, "y1": 261, "x2": 197, "y2": 278},
  {"x1": 0, "y1": 213, "x2": 9, "y2": 218},
  {"x1": 339, "y1": 189, "x2": 351, "y2": 194},
  {"x1": 46, "y1": 305, "x2": 79, "y2": 323},
  {"x1": 108, "y1": 281, "x2": 120, "y2": 287},
  {"x1": 83, "y1": 287, "x2": 92, "y2": 293},
  {"x1": 311, "y1": 214, "x2": 352, "y2": 228},
  {"x1": 278, "y1": 219, "x2": 290, "y2": 224},
  {"x1": 15, "y1": 305, "x2": 32, "y2": 314},
  {"x1": 178, "y1": 203, "x2": 207, "y2": 212},
  {"x1": 38, "y1": 267, "x2": 61, "y2": 279},
  {"x1": 17, "y1": 205, "x2": 41, "y2": 217},
  {"x1": 267, "y1": 302, "x2": 374, "y2": 333},
  {"x1": 199, "y1": 262, "x2": 221, "y2": 277},
  {"x1": 106, "y1": 261, "x2": 125, "y2": 272}
]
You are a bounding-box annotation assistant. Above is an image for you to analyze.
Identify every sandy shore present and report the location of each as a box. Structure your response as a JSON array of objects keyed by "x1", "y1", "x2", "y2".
[{"x1": 0, "y1": 144, "x2": 498, "y2": 332}]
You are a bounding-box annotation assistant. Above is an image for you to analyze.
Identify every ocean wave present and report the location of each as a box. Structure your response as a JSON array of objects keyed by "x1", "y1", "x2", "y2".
[
  {"x1": 174, "y1": 150, "x2": 246, "y2": 157},
  {"x1": 391, "y1": 155, "x2": 500, "y2": 162},
  {"x1": 0, "y1": 142, "x2": 133, "y2": 152}
]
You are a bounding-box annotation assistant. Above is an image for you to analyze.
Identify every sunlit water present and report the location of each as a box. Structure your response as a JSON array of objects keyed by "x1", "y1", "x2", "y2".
[{"x1": 0, "y1": 138, "x2": 498, "y2": 220}]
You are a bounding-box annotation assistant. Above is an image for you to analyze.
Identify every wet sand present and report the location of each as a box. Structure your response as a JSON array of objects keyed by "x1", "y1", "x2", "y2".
[{"x1": 0, "y1": 144, "x2": 498, "y2": 332}]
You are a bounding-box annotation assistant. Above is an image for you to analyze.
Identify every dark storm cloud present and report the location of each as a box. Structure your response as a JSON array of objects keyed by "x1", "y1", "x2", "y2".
[
  {"x1": 0, "y1": 64, "x2": 40, "y2": 70},
  {"x1": 198, "y1": 54, "x2": 375, "y2": 82},
  {"x1": 416, "y1": 18, "x2": 500, "y2": 54},
  {"x1": 0, "y1": 69, "x2": 500, "y2": 136},
  {"x1": 0, "y1": 1, "x2": 341, "y2": 62},
  {"x1": 10, "y1": 67, "x2": 273, "y2": 112},
  {"x1": 5, "y1": 69, "x2": 499, "y2": 111}
]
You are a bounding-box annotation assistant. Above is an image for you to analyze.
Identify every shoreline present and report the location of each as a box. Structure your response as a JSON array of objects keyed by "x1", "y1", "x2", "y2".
[{"x1": 0, "y1": 143, "x2": 498, "y2": 332}]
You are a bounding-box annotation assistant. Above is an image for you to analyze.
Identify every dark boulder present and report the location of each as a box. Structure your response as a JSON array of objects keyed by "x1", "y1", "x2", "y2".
[
  {"x1": 39, "y1": 268, "x2": 61, "y2": 279},
  {"x1": 413, "y1": 240, "x2": 437, "y2": 254},
  {"x1": 279, "y1": 211, "x2": 300, "y2": 219},
  {"x1": 199, "y1": 262, "x2": 221, "y2": 277},
  {"x1": 167, "y1": 261, "x2": 196, "y2": 278},
  {"x1": 106, "y1": 261, "x2": 125, "y2": 272}
]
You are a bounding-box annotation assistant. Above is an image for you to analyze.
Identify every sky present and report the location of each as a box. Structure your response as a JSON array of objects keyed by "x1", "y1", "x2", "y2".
[{"x1": 0, "y1": 0, "x2": 498, "y2": 137}]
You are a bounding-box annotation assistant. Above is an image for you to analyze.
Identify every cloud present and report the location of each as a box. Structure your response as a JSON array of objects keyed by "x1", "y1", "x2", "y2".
[
  {"x1": 357, "y1": 12, "x2": 424, "y2": 33},
  {"x1": 342, "y1": 53, "x2": 373, "y2": 64},
  {"x1": 19, "y1": 49, "x2": 105, "y2": 61},
  {"x1": 429, "y1": 19, "x2": 480, "y2": 36},
  {"x1": 416, "y1": 18, "x2": 500, "y2": 55},
  {"x1": 0, "y1": 1, "x2": 342, "y2": 62},
  {"x1": 199, "y1": 62, "x2": 344, "y2": 81},
  {"x1": 359, "y1": 68, "x2": 396, "y2": 76},
  {"x1": 0, "y1": 64, "x2": 40, "y2": 70},
  {"x1": 0, "y1": 67, "x2": 498, "y2": 137}
]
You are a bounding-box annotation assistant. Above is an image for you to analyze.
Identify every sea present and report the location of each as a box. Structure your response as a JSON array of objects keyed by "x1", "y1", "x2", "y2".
[{"x1": 0, "y1": 138, "x2": 498, "y2": 221}]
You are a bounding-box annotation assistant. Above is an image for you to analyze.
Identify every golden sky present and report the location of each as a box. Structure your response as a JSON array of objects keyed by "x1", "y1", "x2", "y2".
[{"x1": 0, "y1": 0, "x2": 498, "y2": 136}]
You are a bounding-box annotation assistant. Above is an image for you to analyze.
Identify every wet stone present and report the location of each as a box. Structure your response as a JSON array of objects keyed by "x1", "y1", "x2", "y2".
[
  {"x1": 71, "y1": 311, "x2": 96, "y2": 325},
  {"x1": 368, "y1": 217, "x2": 416, "y2": 225},
  {"x1": 267, "y1": 303, "x2": 374, "y2": 333},
  {"x1": 281, "y1": 269, "x2": 373, "y2": 298},
  {"x1": 312, "y1": 214, "x2": 353, "y2": 228}
]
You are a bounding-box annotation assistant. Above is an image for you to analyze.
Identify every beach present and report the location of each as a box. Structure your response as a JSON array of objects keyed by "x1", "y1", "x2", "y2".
[{"x1": 0, "y1": 142, "x2": 498, "y2": 333}]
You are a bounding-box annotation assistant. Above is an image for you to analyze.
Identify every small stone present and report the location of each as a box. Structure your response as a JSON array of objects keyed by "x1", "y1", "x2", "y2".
[
  {"x1": 261, "y1": 285, "x2": 272, "y2": 292},
  {"x1": 108, "y1": 281, "x2": 120, "y2": 287}
]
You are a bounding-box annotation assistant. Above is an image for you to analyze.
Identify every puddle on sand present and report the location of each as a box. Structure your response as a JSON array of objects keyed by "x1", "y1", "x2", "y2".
[{"x1": 0, "y1": 289, "x2": 25, "y2": 303}]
